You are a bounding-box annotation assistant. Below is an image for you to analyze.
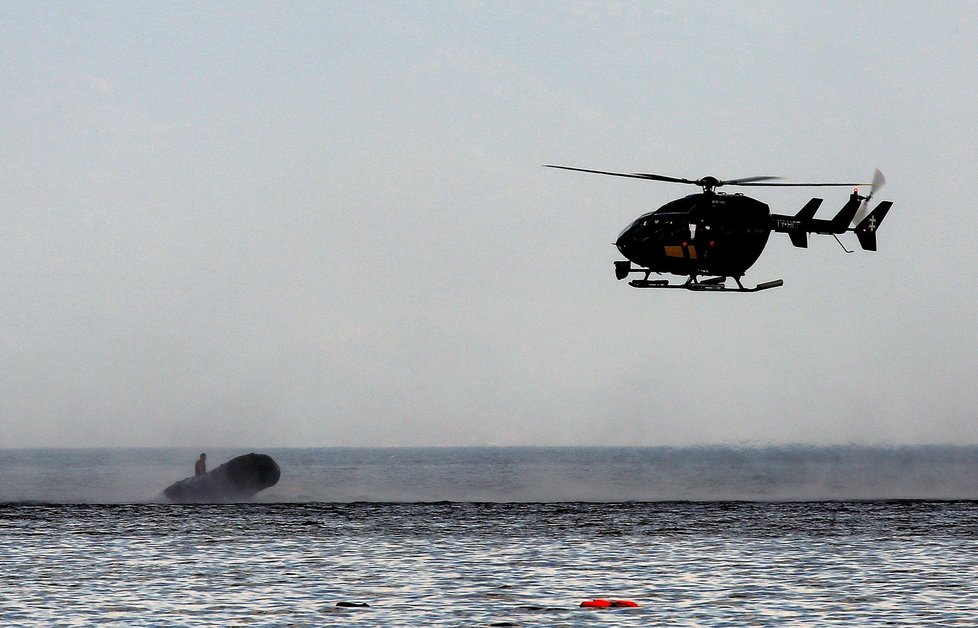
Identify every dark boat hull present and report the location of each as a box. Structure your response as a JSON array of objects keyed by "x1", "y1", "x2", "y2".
[{"x1": 163, "y1": 453, "x2": 281, "y2": 503}]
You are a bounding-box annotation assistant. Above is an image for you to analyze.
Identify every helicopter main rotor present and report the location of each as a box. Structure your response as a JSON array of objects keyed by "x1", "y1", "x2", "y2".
[{"x1": 544, "y1": 164, "x2": 867, "y2": 193}]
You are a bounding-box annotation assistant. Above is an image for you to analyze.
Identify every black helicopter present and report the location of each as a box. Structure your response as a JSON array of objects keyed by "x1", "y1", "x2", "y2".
[{"x1": 546, "y1": 165, "x2": 893, "y2": 292}]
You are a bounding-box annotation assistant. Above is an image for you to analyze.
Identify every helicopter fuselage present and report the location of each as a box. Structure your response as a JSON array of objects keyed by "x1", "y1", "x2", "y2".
[
  {"x1": 545, "y1": 163, "x2": 891, "y2": 291},
  {"x1": 616, "y1": 191, "x2": 771, "y2": 279}
]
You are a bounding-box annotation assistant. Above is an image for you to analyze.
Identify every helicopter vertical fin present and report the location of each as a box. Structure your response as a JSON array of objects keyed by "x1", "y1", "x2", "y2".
[
  {"x1": 796, "y1": 197, "x2": 822, "y2": 222},
  {"x1": 854, "y1": 201, "x2": 892, "y2": 251},
  {"x1": 827, "y1": 194, "x2": 862, "y2": 233},
  {"x1": 784, "y1": 198, "x2": 822, "y2": 248}
]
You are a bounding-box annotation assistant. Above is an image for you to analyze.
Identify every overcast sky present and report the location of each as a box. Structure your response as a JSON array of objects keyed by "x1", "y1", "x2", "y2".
[{"x1": 2, "y1": 1, "x2": 976, "y2": 448}]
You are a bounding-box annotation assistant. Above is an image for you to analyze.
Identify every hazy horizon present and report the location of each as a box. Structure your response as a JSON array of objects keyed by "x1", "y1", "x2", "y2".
[
  {"x1": 3, "y1": 443, "x2": 978, "y2": 451},
  {"x1": 5, "y1": 445, "x2": 978, "y2": 503}
]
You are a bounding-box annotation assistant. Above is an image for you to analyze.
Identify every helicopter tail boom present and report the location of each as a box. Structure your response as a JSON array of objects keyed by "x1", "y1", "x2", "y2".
[
  {"x1": 774, "y1": 198, "x2": 824, "y2": 248},
  {"x1": 774, "y1": 194, "x2": 890, "y2": 250}
]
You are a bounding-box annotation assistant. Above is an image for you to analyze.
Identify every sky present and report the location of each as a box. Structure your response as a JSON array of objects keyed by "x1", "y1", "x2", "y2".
[{"x1": 2, "y1": 1, "x2": 977, "y2": 448}]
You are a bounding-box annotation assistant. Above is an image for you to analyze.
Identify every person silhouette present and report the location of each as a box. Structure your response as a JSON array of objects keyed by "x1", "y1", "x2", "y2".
[{"x1": 195, "y1": 453, "x2": 207, "y2": 476}]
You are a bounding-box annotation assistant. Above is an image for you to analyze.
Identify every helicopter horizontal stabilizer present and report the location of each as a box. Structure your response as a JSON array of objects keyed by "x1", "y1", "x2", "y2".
[{"x1": 853, "y1": 201, "x2": 892, "y2": 251}]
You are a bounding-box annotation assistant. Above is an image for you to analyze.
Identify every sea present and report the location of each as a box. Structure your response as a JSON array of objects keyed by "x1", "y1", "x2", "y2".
[{"x1": 2, "y1": 446, "x2": 978, "y2": 626}]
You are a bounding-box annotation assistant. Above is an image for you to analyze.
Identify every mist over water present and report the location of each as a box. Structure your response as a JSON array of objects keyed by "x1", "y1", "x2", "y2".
[{"x1": 2, "y1": 446, "x2": 976, "y2": 504}]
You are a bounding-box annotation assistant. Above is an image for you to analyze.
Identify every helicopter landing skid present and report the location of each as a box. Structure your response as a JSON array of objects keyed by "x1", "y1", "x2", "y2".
[{"x1": 628, "y1": 277, "x2": 783, "y2": 292}]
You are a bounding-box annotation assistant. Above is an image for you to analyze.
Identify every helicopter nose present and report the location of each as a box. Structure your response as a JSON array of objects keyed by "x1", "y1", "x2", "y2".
[
  {"x1": 615, "y1": 231, "x2": 635, "y2": 258},
  {"x1": 615, "y1": 222, "x2": 636, "y2": 247}
]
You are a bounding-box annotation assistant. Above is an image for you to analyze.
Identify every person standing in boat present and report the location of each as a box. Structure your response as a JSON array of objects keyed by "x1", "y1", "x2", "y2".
[{"x1": 195, "y1": 453, "x2": 207, "y2": 476}]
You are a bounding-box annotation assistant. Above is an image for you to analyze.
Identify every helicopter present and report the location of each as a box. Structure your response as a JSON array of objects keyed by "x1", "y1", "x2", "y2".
[{"x1": 546, "y1": 165, "x2": 893, "y2": 292}]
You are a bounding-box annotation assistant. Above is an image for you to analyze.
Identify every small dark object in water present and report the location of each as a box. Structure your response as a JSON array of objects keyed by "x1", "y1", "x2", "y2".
[
  {"x1": 336, "y1": 602, "x2": 370, "y2": 608},
  {"x1": 163, "y1": 453, "x2": 280, "y2": 503}
]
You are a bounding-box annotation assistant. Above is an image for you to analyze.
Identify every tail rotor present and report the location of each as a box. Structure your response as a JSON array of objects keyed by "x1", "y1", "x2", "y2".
[
  {"x1": 851, "y1": 169, "x2": 891, "y2": 251},
  {"x1": 853, "y1": 168, "x2": 886, "y2": 225}
]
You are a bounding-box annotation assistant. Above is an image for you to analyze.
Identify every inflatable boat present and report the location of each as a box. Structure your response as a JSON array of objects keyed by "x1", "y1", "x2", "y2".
[{"x1": 163, "y1": 453, "x2": 280, "y2": 503}]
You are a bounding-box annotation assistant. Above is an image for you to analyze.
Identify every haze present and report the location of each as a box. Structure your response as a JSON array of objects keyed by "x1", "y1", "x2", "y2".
[{"x1": 2, "y1": 2, "x2": 976, "y2": 448}]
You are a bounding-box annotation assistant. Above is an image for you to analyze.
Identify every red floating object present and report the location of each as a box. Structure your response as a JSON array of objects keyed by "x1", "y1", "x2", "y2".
[{"x1": 580, "y1": 599, "x2": 638, "y2": 608}]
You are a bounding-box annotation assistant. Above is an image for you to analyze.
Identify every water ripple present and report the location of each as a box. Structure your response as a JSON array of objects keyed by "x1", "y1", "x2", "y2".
[{"x1": 2, "y1": 502, "x2": 977, "y2": 625}]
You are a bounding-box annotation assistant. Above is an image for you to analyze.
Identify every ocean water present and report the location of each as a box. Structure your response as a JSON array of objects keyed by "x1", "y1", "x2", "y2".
[{"x1": 2, "y1": 447, "x2": 978, "y2": 625}]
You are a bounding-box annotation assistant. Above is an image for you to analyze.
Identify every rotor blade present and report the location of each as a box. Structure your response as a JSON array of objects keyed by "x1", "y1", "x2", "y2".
[
  {"x1": 732, "y1": 181, "x2": 868, "y2": 187},
  {"x1": 870, "y1": 168, "x2": 885, "y2": 197},
  {"x1": 544, "y1": 165, "x2": 696, "y2": 185},
  {"x1": 740, "y1": 170, "x2": 881, "y2": 190},
  {"x1": 721, "y1": 176, "x2": 783, "y2": 185},
  {"x1": 627, "y1": 172, "x2": 700, "y2": 185},
  {"x1": 853, "y1": 170, "x2": 886, "y2": 225},
  {"x1": 546, "y1": 164, "x2": 873, "y2": 189},
  {"x1": 852, "y1": 198, "x2": 869, "y2": 227}
]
